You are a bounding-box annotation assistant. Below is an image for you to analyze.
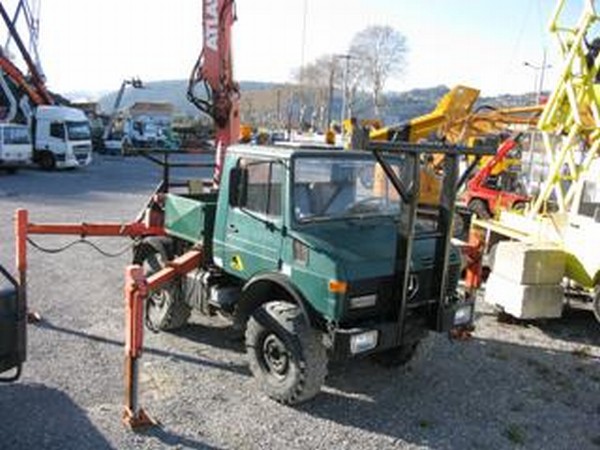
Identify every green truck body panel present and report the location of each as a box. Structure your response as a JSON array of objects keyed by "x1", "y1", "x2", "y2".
[
  {"x1": 164, "y1": 193, "x2": 217, "y2": 247},
  {"x1": 165, "y1": 145, "x2": 462, "y2": 323}
]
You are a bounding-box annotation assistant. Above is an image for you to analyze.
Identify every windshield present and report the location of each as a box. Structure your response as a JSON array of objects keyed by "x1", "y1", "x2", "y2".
[
  {"x1": 3, "y1": 126, "x2": 30, "y2": 144},
  {"x1": 293, "y1": 156, "x2": 403, "y2": 222},
  {"x1": 66, "y1": 121, "x2": 91, "y2": 141},
  {"x1": 579, "y1": 180, "x2": 600, "y2": 218}
]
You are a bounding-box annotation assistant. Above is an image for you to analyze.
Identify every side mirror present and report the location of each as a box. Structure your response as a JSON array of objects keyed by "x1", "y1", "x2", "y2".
[
  {"x1": 228, "y1": 167, "x2": 247, "y2": 207},
  {"x1": 594, "y1": 206, "x2": 600, "y2": 223}
]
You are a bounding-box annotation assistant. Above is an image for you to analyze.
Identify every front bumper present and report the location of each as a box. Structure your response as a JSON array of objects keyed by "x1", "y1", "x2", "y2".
[
  {"x1": 55, "y1": 153, "x2": 92, "y2": 168},
  {"x1": 327, "y1": 297, "x2": 475, "y2": 360}
]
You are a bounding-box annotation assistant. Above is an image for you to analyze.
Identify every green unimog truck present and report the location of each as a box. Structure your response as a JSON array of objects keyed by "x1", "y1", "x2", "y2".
[{"x1": 134, "y1": 141, "x2": 482, "y2": 404}]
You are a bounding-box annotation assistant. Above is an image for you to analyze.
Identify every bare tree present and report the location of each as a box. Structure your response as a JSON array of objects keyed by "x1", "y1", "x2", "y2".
[
  {"x1": 349, "y1": 26, "x2": 407, "y2": 118},
  {"x1": 292, "y1": 55, "x2": 341, "y2": 130}
]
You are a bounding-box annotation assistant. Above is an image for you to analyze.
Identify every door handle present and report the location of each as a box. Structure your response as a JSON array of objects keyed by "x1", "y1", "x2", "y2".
[
  {"x1": 228, "y1": 224, "x2": 238, "y2": 233},
  {"x1": 570, "y1": 223, "x2": 580, "y2": 229}
]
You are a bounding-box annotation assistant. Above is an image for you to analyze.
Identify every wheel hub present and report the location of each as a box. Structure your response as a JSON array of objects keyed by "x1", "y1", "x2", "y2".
[{"x1": 262, "y1": 334, "x2": 290, "y2": 378}]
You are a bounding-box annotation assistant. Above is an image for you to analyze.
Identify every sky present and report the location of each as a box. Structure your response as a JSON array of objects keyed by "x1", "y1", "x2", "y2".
[{"x1": 0, "y1": 0, "x2": 591, "y2": 98}]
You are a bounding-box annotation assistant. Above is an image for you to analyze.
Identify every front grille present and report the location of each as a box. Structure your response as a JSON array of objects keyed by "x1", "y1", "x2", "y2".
[
  {"x1": 73, "y1": 144, "x2": 91, "y2": 154},
  {"x1": 414, "y1": 264, "x2": 460, "y2": 303},
  {"x1": 342, "y1": 264, "x2": 461, "y2": 323}
]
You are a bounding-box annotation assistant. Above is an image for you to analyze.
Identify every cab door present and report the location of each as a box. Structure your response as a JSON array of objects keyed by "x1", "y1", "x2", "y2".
[{"x1": 223, "y1": 158, "x2": 286, "y2": 279}]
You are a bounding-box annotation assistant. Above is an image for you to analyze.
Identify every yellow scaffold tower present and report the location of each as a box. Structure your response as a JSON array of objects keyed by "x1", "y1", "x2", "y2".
[{"x1": 531, "y1": 0, "x2": 600, "y2": 215}]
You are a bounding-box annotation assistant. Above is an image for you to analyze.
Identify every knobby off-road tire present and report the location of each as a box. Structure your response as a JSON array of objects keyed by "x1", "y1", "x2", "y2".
[
  {"x1": 371, "y1": 316, "x2": 430, "y2": 368},
  {"x1": 371, "y1": 342, "x2": 420, "y2": 368},
  {"x1": 245, "y1": 301, "x2": 328, "y2": 405},
  {"x1": 133, "y1": 238, "x2": 191, "y2": 332}
]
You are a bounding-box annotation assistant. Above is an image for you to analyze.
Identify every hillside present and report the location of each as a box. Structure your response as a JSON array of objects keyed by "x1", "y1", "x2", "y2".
[{"x1": 87, "y1": 80, "x2": 536, "y2": 126}]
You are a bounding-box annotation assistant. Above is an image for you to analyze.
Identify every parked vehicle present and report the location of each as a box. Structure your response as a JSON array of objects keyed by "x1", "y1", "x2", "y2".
[
  {"x1": 32, "y1": 106, "x2": 92, "y2": 170},
  {"x1": 133, "y1": 142, "x2": 480, "y2": 404},
  {"x1": 0, "y1": 123, "x2": 32, "y2": 173}
]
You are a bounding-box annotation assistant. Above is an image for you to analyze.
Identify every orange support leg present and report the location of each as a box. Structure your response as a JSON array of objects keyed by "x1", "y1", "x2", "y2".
[{"x1": 122, "y1": 265, "x2": 155, "y2": 430}]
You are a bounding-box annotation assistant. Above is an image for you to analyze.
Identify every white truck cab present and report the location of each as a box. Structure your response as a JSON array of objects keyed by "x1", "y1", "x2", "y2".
[
  {"x1": 33, "y1": 106, "x2": 92, "y2": 170},
  {"x1": 0, "y1": 123, "x2": 32, "y2": 173}
]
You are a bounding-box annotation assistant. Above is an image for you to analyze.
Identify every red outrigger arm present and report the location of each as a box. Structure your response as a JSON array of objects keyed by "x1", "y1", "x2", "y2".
[
  {"x1": 14, "y1": 208, "x2": 165, "y2": 307},
  {"x1": 15, "y1": 208, "x2": 204, "y2": 430}
]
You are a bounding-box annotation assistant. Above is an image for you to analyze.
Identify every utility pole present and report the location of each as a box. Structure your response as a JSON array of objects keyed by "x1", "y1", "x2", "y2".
[
  {"x1": 276, "y1": 89, "x2": 281, "y2": 127},
  {"x1": 326, "y1": 60, "x2": 335, "y2": 130},
  {"x1": 523, "y1": 49, "x2": 552, "y2": 187},
  {"x1": 336, "y1": 53, "x2": 356, "y2": 127},
  {"x1": 524, "y1": 49, "x2": 551, "y2": 103}
]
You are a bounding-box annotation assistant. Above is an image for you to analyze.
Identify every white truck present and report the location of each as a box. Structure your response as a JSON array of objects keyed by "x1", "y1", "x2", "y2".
[
  {"x1": 0, "y1": 123, "x2": 32, "y2": 174},
  {"x1": 32, "y1": 106, "x2": 92, "y2": 170}
]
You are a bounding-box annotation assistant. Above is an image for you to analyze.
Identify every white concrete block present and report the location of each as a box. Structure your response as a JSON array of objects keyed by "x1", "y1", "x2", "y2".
[
  {"x1": 484, "y1": 273, "x2": 564, "y2": 319},
  {"x1": 491, "y1": 241, "x2": 565, "y2": 285}
]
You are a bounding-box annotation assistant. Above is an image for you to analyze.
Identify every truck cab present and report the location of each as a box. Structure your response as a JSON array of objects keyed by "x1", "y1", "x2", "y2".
[
  {"x1": 0, "y1": 123, "x2": 32, "y2": 173},
  {"x1": 141, "y1": 142, "x2": 476, "y2": 404},
  {"x1": 32, "y1": 106, "x2": 92, "y2": 170},
  {"x1": 564, "y1": 160, "x2": 600, "y2": 294}
]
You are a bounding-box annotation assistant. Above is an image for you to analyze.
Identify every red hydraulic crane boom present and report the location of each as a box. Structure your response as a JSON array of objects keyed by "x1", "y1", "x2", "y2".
[
  {"x1": 0, "y1": 55, "x2": 45, "y2": 106},
  {"x1": 188, "y1": 0, "x2": 240, "y2": 186},
  {"x1": 0, "y1": 1, "x2": 53, "y2": 106}
]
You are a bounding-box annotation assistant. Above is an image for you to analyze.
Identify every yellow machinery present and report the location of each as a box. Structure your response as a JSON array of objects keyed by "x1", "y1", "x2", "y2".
[
  {"x1": 240, "y1": 123, "x2": 253, "y2": 143},
  {"x1": 370, "y1": 85, "x2": 480, "y2": 143},
  {"x1": 474, "y1": 0, "x2": 600, "y2": 322},
  {"x1": 370, "y1": 85, "x2": 542, "y2": 205}
]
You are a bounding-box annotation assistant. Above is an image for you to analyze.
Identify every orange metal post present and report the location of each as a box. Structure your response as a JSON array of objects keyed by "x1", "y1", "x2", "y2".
[
  {"x1": 15, "y1": 209, "x2": 27, "y2": 278},
  {"x1": 464, "y1": 228, "x2": 485, "y2": 295},
  {"x1": 122, "y1": 265, "x2": 155, "y2": 430},
  {"x1": 14, "y1": 209, "x2": 28, "y2": 358}
]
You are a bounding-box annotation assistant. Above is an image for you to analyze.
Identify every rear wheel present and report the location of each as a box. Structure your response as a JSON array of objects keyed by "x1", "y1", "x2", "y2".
[
  {"x1": 245, "y1": 301, "x2": 327, "y2": 405},
  {"x1": 133, "y1": 238, "x2": 191, "y2": 331},
  {"x1": 468, "y1": 198, "x2": 491, "y2": 219}
]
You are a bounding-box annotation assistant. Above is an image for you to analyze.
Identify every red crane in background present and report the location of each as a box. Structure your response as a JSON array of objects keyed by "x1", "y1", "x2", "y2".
[
  {"x1": 187, "y1": 0, "x2": 240, "y2": 186},
  {"x1": 0, "y1": 1, "x2": 53, "y2": 106},
  {"x1": 462, "y1": 136, "x2": 530, "y2": 219}
]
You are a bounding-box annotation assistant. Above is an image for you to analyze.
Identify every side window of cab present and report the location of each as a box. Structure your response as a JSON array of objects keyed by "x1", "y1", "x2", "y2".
[
  {"x1": 50, "y1": 122, "x2": 65, "y2": 140},
  {"x1": 231, "y1": 158, "x2": 284, "y2": 218}
]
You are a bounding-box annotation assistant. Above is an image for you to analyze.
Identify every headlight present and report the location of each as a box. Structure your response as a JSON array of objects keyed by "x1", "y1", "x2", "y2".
[
  {"x1": 349, "y1": 294, "x2": 377, "y2": 309},
  {"x1": 454, "y1": 303, "x2": 473, "y2": 326},
  {"x1": 350, "y1": 330, "x2": 378, "y2": 354}
]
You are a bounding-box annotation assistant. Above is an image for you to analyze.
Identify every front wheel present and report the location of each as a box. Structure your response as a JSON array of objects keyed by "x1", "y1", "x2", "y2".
[
  {"x1": 371, "y1": 342, "x2": 419, "y2": 368},
  {"x1": 593, "y1": 285, "x2": 600, "y2": 324},
  {"x1": 38, "y1": 152, "x2": 56, "y2": 171},
  {"x1": 468, "y1": 198, "x2": 491, "y2": 220},
  {"x1": 245, "y1": 301, "x2": 327, "y2": 405}
]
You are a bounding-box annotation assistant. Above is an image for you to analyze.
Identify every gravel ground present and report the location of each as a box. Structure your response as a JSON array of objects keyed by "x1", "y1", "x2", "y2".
[{"x1": 0, "y1": 155, "x2": 599, "y2": 450}]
